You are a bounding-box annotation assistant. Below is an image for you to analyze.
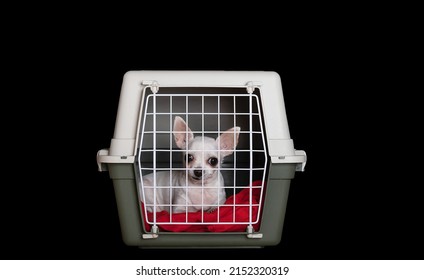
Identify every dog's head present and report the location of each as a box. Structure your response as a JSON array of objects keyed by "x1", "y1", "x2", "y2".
[{"x1": 173, "y1": 116, "x2": 240, "y2": 184}]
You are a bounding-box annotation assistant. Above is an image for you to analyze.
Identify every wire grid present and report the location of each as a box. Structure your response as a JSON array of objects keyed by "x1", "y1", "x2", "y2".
[{"x1": 137, "y1": 90, "x2": 268, "y2": 227}]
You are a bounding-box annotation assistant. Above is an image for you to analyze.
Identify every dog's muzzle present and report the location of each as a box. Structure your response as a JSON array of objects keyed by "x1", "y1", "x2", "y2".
[{"x1": 192, "y1": 170, "x2": 203, "y2": 180}]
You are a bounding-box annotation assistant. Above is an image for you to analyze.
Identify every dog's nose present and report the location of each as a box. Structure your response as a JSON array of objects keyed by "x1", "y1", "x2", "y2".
[{"x1": 193, "y1": 170, "x2": 203, "y2": 177}]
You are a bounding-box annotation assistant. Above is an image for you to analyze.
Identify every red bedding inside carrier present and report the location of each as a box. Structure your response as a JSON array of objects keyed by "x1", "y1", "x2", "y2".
[{"x1": 142, "y1": 181, "x2": 264, "y2": 232}]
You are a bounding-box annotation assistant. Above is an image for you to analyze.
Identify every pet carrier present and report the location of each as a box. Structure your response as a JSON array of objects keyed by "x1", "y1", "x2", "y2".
[{"x1": 97, "y1": 71, "x2": 306, "y2": 248}]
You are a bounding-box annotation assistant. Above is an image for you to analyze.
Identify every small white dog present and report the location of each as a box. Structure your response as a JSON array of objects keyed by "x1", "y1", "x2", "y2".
[{"x1": 141, "y1": 116, "x2": 240, "y2": 213}]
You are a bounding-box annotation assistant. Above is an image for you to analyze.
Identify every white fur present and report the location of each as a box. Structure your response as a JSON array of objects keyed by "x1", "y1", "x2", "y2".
[{"x1": 141, "y1": 116, "x2": 240, "y2": 213}]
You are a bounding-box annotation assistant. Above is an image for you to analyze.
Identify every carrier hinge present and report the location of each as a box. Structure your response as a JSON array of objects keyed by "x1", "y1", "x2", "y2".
[
  {"x1": 246, "y1": 225, "x2": 263, "y2": 239},
  {"x1": 141, "y1": 80, "x2": 160, "y2": 93},
  {"x1": 245, "y1": 81, "x2": 262, "y2": 94},
  {"x1": 142, "y1": 225, "x2": 159, "y2": 239}
]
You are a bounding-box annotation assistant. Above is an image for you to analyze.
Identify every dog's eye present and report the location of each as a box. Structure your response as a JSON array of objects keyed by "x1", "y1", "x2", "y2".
[
  {"x1": 186, "y1": 154, "x2": 194, "y2": 162},
  {"x1": 208, "y1": 157, "x2": 218, "y2": 166}
]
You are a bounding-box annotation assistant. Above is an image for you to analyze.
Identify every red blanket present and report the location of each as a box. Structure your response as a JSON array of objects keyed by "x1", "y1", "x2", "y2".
[{"x1": 141, "y1": 180, "x2": 264, "y2": 232}]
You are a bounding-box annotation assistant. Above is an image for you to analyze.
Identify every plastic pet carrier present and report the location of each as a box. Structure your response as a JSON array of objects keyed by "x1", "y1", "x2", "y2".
[{"x1": 97, "y1": 71, "x2": 306, "y2": 248}]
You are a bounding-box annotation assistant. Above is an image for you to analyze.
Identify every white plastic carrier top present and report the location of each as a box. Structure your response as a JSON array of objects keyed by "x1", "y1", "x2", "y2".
[{"x1": 97, "y1": 70, "x2": 306, "y2": 172}]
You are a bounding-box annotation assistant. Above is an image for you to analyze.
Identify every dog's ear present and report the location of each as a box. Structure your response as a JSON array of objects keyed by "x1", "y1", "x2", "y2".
[
  {"x1": 173, "y1": 116, "x2": 194, "y2": 149},
  {"x1": 216, "y1": 127, "x2": 240, "y2": 157}
]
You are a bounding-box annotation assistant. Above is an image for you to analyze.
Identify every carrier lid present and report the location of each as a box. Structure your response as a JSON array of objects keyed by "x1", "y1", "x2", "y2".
[{"x1": 97, "y1": 71, "x2": 306, "y2": 172}]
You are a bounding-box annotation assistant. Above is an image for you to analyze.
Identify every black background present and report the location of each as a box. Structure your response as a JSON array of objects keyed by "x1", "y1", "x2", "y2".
[{"x1": 1, "y1": 18, "x2": 421, "y2": 261}]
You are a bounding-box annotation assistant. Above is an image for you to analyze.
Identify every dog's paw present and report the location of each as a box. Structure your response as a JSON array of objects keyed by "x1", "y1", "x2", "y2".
[
  {"x1": 206, "y1": 207, "x2": 218, "y2": 213},
  {"x1": 172, "y1": 206, "x2": 186, "y2": 214}
]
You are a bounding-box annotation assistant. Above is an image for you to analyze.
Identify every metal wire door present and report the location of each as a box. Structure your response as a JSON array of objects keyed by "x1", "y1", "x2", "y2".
[{"x1": 136, "y1": 87, "x2": 268, "y2": 232}]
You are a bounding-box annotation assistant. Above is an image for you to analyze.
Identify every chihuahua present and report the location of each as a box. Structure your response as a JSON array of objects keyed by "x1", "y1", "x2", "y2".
[{"x1": 141, "y1": 116, "x2": 240, "y2": 213}]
